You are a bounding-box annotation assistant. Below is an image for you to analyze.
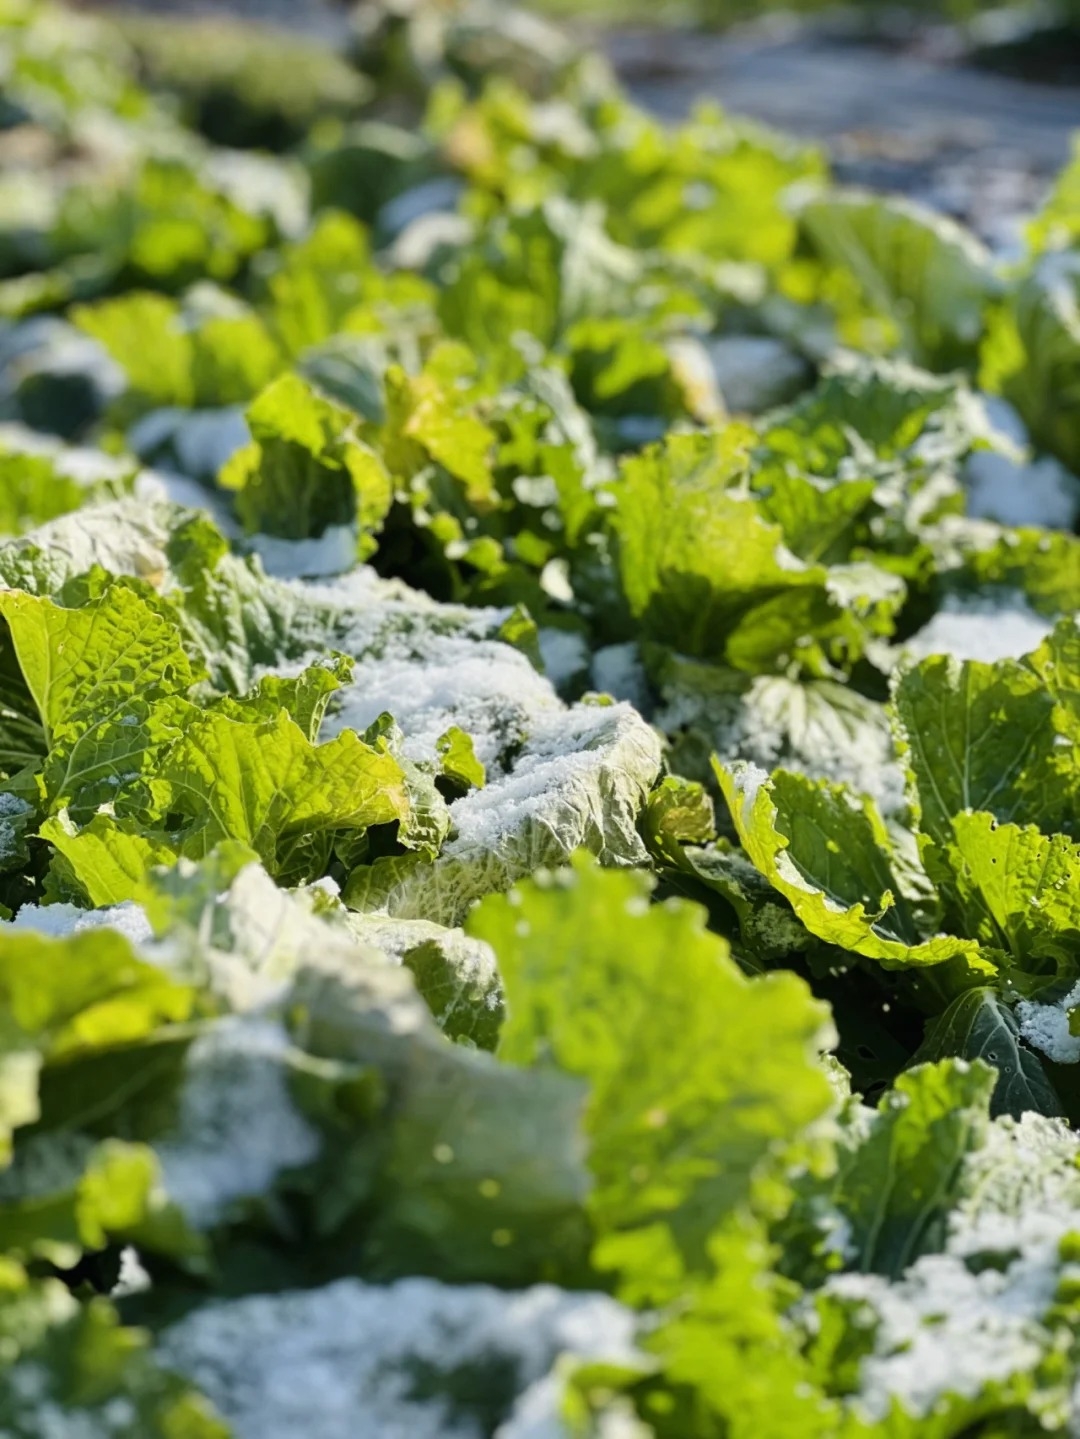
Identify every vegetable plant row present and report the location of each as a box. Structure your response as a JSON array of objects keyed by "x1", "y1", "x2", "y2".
[{"x1": 1, "y1": 0, "x2": 1080, "y2": 1434}]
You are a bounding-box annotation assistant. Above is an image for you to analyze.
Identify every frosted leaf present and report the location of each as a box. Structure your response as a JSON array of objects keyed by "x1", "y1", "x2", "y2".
[
  {"x1": 656, "y1": 669, "x2": 904, "y2": 816},
  {"x1": 829, "y1": 1108, "x2": 1080, "y2": 1424},
  {"x1": 965, "y1": 449, "x2": 1080, "y2": 531},
  {"x1": 326, "y1": 631, "x2": 557, "y2": 771},
  {"x1": 590, "y1": 643, "x2": 650, "y2": 712},
  {"x1": 9, "y1": 900, "x2": 153, "y2": 947},
  {"x1": 159, "y1": 1277, "x2": 637, "y2": 1439},
  {"x1": 347, "y1": 702, "x2": 662, "y2": 926},
  {"x1": 251, "y1": 525, "x2": 359, "y2": 580},
  {"x1": 153, "y1": 1017, "x2": 321, "y2": 1228},
  {"x1": 1017, "y1": 982, "x2": 1080, "y2": 1065},
  {"x1": 829, "y1": 1251, "x2": 1056, "y2": 1422},
  {"x1": 537, "y1": 629, "x2": 590, "y2": 692},
  {"x1": 904, "y1": 592, "x2": 1052, "y2": 665}
]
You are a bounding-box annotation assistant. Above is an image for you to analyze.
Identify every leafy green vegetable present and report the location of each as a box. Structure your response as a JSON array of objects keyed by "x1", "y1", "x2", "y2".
[
  {"x1": 471, "y1": 856, "x2": 835, "y2": 1262},
  {"x1": 220, "y1": 372, "x2": 393, "y2": 550},
  {"x1": 717, "y1": 759, "x2": 986, "y2": 971},
  {"x1": 800, "y1": 192, "x2": 1001, "y2": 369},
  {"x1": 1, "y1": 0, "x2": 1080, "y2": 1430}
]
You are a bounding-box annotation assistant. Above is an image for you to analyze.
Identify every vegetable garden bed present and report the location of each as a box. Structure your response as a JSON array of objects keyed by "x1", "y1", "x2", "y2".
[{"x1": 2, "y1": 0, "x2": 1080, "y2": 1434}]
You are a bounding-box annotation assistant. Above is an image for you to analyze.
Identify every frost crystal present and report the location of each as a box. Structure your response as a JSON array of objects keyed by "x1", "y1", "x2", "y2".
[
  {"x1": 830, "y1": 1252, "x2": 1055, "y2": 1421},
  {"x1": 1017, "y1": 982, "x2": 1080, "y2": 1065},
  {"x1": 10, "y1": 900, "x2": 153, "y2": 946},
  {"x1": 904, "y1": 592, "x2": 1052, "y2": 664},
  {"x1": 831, "y1": 1110, "x2": 1080, "y2": 1423},
  {"x1": 159, "y1": 1278, "x2": 637, "y2": 1439},
  {"x1": 328, "y1": 631, "x2": 558, "y2": 771},
  {"x1": 154, "y1": 1017, "x2": 321, "y2": 1228},
  {"x1": 537, "y1": 628, "x2": 590, "y2": 691},
  {"x1": 590, "y1": 643, "x2": 650, "y2": 712}
]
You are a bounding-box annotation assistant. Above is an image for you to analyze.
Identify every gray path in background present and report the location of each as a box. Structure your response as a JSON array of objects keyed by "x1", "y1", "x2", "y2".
[
  {"x1": 83, "y1": 1, "x2": 1080, "y2": 242},
  {"x1": 605, "y1": 22, "x2": 1080, "y2": 245}
]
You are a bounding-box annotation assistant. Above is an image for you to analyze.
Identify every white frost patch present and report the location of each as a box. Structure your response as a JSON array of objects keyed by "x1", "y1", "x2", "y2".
[
  {"x1": 903, "y1": 593, "x2": 1052, "y2": 665},
  {"x1": 832, "y1": 1110, "x2": 1080, "y2": 1424},
  {"x1": 291, "y1": 566, "x2": 517, "y2": 669},
  {"x1": 729, "y1": 763, "x2": 769, "y2": 827},
  {"x1": 830, "y1": 1251, "x2": 1056, "y2": 1422},
  {"x1": 445, "y1": 702, "x2": 657, "y2": 859},
  {"x1": 112, "y1": 1246, "x2": 152, "y2": 1299},
  {"x1": 704, "y1": 335, "x2": 810, "y2": 415},
  {"x1": 390, "y1": 211, "x2": 472, "y2": 271},
  {"x1": 327, "y1": 632, "x2": 559, "y2": 771},
  {"x1": 159, "y1": 1277, "x2": 636, "y2": 1439},
  {"x1": 252, "y1": 524, "x2": 358, "y2": 580},
  {"x1": 128, "y1": 405, "x2": 250, "y2": 479},
  {"x1": 538, "y1": 628, "x2": 590, "y2": 690},
  {"x1": 966, "y1": 449, "x2": 1080, "y2": 531},
  {"x1": 0, "y1": 789, "x2": 31, "y2": 866},
  {"x1": 954, "y1": 1111, "x2": 1080, "y2": 1232},
  {"x1": 350, "y1": 914, "x2": 498, "y2": 984},
  {"x1": 10, "y1": 900, "x2": 153, "y2": 947},
  {"x1": 154, "y1": 1017, "x2": 321, "y2": 1228},
  {"x1": 379, "y1": 177, "x2": 464, "y2": 236},
  {"x1": 591, "y1": 643, "x2": 650, "y2": 712},
  {"x1": 657, "y1": 671, "x2": 904, "y2": 816},
  {"x1": 1017, "y1": 981, "x2": 1080, "y2": 1065}
]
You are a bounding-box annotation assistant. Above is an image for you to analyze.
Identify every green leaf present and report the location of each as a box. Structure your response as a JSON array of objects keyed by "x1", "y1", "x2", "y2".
[
  {"x1": 980, "y1": 252, "x2": 1080, "y2": 473},
  {"x1": 347, "y1": 913, "x2": 504, "y2": 1049},
  {"x1": 0, "y1": 445, "x2": 133, "y2": 539},
  {"x1": 758, "y1": 358, "x2": 997, "y2": 477},
  {"x1": 716, "y1": 759, "x2": 987, "y2": 971},
  {"x1": 942, "y1": 813, "x2": 1080, "y2": 981},
  {"x1": 382, "y1": 360, "x2": 497, "y2": 506},
  {"x1": 948, "y1": 523, "x2": 1080, "y2": 619},
  {"x1": 0, "y1": 1264, "x2": 227, "y2": 1437},
  {"x1": 163, "y1": 512, "x2": 338, "y2": 694},
  {"x1": 155, "y1": 708, "x2": 410, "y2": 881},
  {"x1": 0, "y1": 927, "x2": 194, "y2": 1059},
  {"x1": 612, "y1": 430, "x2": 902, "y2": 674},
  {"x1": 892, "y1": 651, "x2": 1076, "y2": 855},
  {"x1": 213, "y1": 654, "x2": 353, "y2": 741},
  {"x1": 470, "y1": 855, "x2": 836, "y2": 1262},
  {"x1": 434, "y1": 725, "x2": 486, "y2": 797},
  {"x1": 0, "y1": 585, "x2": 195, "y2": 753},
  {"x1": 639, "y1": 774, "x2": 716, "y2": 870},
  {"x1": 621, "y1": 1217, "x2": 848, "y2": 1439},
  {"x1": 287, "y1": 963, "x2": 592, "y2": 1284},
  {"x1": 913, "y1": 989, "x2": 1062, "y2": 1121},
  {"x1": 820, "y1": 1059, "x2": 996, "y2": 1279},
  {"x1": 0, "y1": 1052, "x2": 41, "y2": 1171},
  {"x1": 0, "y1": 926, "x2": 195, "y2": 1159},
  {"x1": 0, "y1": 583, "x2": 198, "y2": 817},
  {"x1": 1028, "y1": 616, "x2": 1080, "y2": 755},
  {"x1": 41, "y1": 811, "x2": 178, "y2": 908},
  {"x1": 0, "y1": 1134, "x2": 202, "y2": 1269},
  {"x1": 74, "y1": 287, "x2": 282, "y2": 422},
  {"x1": 800, "y1": 192, "x2": 1000, "y2": 368},
  {"x1": 220, "y1": 372, "x2": 393, "y2": 549}
]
